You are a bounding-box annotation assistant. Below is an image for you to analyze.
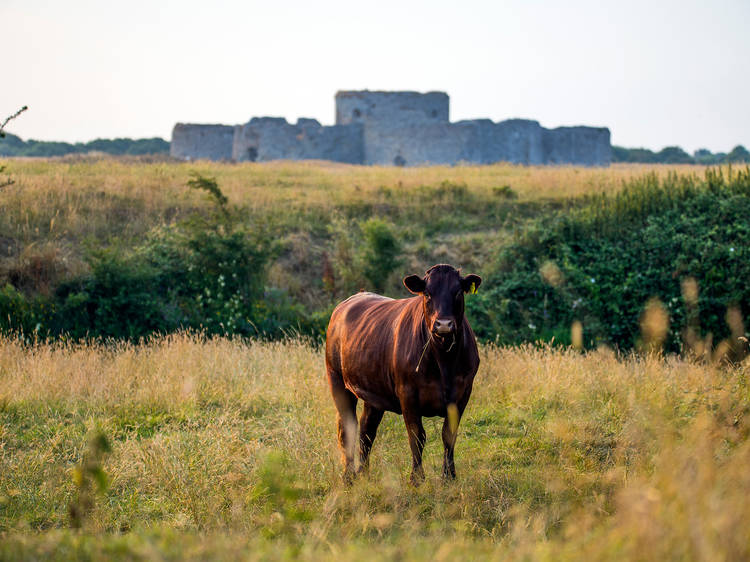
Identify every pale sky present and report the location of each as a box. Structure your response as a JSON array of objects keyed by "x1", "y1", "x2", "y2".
[{"x1": 3, "y1": 0, "x2": 749, "y2": 153}]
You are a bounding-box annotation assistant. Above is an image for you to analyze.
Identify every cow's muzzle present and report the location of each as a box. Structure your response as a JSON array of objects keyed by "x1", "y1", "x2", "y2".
[{"x1": 433, "y1": 318, "x2": 456, "y2": 336}]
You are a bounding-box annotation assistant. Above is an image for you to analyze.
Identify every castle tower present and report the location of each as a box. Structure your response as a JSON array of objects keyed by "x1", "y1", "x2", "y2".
[
  {"x1": 335, "y1": 91, "x2": 450, "y2": 164},
  {"x1": 335, "y1": 91, "x2": 449, "y2": 126}
]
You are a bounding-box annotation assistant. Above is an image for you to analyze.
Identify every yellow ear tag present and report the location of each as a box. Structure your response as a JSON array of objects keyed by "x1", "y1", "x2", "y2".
[{"x1": 470, "y1": 282, "x2": 477, "y2": 294}]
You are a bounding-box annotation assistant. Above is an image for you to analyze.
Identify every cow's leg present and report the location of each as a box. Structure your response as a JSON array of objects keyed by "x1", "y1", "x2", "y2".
[
  {"x1": 328, "y1": 370, "x2": 358, "y2": 483},
  {"x1": 358, "y1": 403, "x2": 384, "y2": 474},
  {"x1": 442, "y1": 401, "x2": 467, "y2": 480},
  {"x1": 402, "y1": 409, "x2": 426, "y2": 485}
]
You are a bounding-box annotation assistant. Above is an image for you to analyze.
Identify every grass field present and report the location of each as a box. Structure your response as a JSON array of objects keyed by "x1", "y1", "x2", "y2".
[
  {"x1": 1, "y1": 159, "x2": 747, "y2": 559},
  {"x1": 1, "y1": 335, "x2": 748, "y2": 560}
]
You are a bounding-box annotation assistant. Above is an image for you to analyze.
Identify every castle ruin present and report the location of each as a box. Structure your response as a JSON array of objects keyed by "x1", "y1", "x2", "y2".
[{"x1": 171, "y1": 91, "x2": 611, "y2": 166}]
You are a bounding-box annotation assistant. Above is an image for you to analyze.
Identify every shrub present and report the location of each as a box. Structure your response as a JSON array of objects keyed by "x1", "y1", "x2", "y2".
[
  {"x1": 54, "y1": 248, "x2": 171, "y2": 340},
  {"x1": 40, "y1": 174, "x2": 282, "y2": 340},
  {"x1": 0, "y1": 283, "x2": 53, "y2": 337},
  {"x1": 359, "y1": 218, "x2": 403, "y2": 293},
  {"x1": 476, "y1": 167, "x2": 750, "y2": 351},
  {"x1": 328, "y1": 216, "x2": 403, "y2": 296}
]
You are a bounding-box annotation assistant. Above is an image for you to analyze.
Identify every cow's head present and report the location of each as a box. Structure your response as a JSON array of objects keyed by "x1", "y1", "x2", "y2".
[{"x1": 403, "y1": 264, "x2": 481, "y2": 343}]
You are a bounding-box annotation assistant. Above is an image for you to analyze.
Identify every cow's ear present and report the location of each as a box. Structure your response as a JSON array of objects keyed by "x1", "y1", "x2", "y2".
[
  {"x1": 403, "y1": 274, "x2": 426, "y2": 294},
  {"x1": 461, "y1": 274, "x2": 482, "y2": 294}
]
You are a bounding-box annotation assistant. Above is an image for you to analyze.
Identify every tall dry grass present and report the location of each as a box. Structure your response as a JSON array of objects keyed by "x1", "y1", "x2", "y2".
[
  {"x1": 1, "y1": 159, "x2": 707, "y2": 245},
  {"x1": 1, "y1": 334, "x2": 748, "y2": 560}
]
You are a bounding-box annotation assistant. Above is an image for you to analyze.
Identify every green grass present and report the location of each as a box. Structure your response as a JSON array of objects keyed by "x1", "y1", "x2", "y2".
[{"x1": 1, "y1": 335, "x2": 749, "y2": 560}]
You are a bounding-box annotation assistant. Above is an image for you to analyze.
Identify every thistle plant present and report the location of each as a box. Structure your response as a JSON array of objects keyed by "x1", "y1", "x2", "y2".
[{"x1": 68, "y1": 431, "x2": 111, "y2": 529}]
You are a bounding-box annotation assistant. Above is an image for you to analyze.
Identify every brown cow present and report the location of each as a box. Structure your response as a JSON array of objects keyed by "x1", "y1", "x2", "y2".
[{"x1": 325, "y1": 264, "x2": 482, "y2": 485}]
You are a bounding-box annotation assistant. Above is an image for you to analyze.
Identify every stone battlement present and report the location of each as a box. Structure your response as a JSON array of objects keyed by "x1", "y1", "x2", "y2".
[{"x1": 170, "y1": 91, "x2": 611, "y2": 166}]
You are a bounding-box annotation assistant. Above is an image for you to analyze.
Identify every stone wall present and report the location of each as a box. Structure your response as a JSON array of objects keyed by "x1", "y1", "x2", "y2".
[
  {"x1": 362, "y1": 121, "x2": 476, "y2": 166},
  {"x1": 542, "y1": 126, "x2": 612, "y2": 166},
  {"x1": 484, "y1": 119, "x2": 545, "y2": 165},
  {"x1": 232, "y1": 117, "x2": 363, "y2": 163},
  {"x1": 171, "y1": 91, "x2": 612, "y2": 166},
  {"x1": 170, "y1": 124, "x2": 234, "y2": 161},
  {"x1": 360, "y1": 118, "x2": 547, "y2": 166}
]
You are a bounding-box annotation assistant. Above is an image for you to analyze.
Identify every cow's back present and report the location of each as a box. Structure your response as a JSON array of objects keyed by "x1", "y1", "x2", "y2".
[{"x1": 326, "y1": 292, "x2": 419, "y2": 412}]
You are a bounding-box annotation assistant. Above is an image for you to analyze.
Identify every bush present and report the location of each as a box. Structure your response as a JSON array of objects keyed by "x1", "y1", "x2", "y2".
[
  {"x1": 328, "y1": 216, "x2": 403, "y2": 296},
  {"x1": 54, "y1": 249, "x2": 170, "y2": 340},
  {"x1": 475, "y1": 167, "x2": 750, "y2": 351},
  {"x1": 0, "y1": 283, "x2": 53, "y2": 337},
  {"x1": 2, "y1": 174, "x2": 300, "y2": 341},
  {"x1": 359, "y1": 218, "x2": 403, "y2": 293},
  {"x1": 53, "y1": 214, "x2": 276, "y2": 340}
]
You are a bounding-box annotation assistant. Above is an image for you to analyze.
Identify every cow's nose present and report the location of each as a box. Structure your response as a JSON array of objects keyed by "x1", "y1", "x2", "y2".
[{"x1": 433, "y1": 319, "x2": 455, "y2": 335}]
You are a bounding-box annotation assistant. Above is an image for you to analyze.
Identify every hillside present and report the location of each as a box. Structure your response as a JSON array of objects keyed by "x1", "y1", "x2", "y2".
[{"x1": 0, "y1": 159, "x2": 747, "y2": 354}]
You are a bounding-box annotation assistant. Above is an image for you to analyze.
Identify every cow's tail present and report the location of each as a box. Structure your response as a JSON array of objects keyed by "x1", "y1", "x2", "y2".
[
  {"x1": 446, "y1": 403, "x2": 459, "y2": 434},
  {"x1": 440, "y1": 359, "x2": 459, "y2": 435}
]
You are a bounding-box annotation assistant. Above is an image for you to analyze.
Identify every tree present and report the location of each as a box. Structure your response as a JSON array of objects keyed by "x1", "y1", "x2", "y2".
[
  {"x1": 1, "y1": 106, "x2": 28, "y2": 189},
  {"x1": 0, "y1": 106, "x2": 28, "y2": 138},
  {"x1": 655, "y1": 146, "x2": 693, "y2": 164},
  {"x1": 726, "y1": 145, "x2": 750, "y2": 163}
]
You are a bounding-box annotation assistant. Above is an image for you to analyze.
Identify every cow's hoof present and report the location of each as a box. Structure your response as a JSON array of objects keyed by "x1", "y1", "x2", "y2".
[
  {"x1": 342, "y1": 469, "x2": 355, "y2": 487},
  {"x1": 409, "y1": 471, "x2": 425, "y2": 487}
]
